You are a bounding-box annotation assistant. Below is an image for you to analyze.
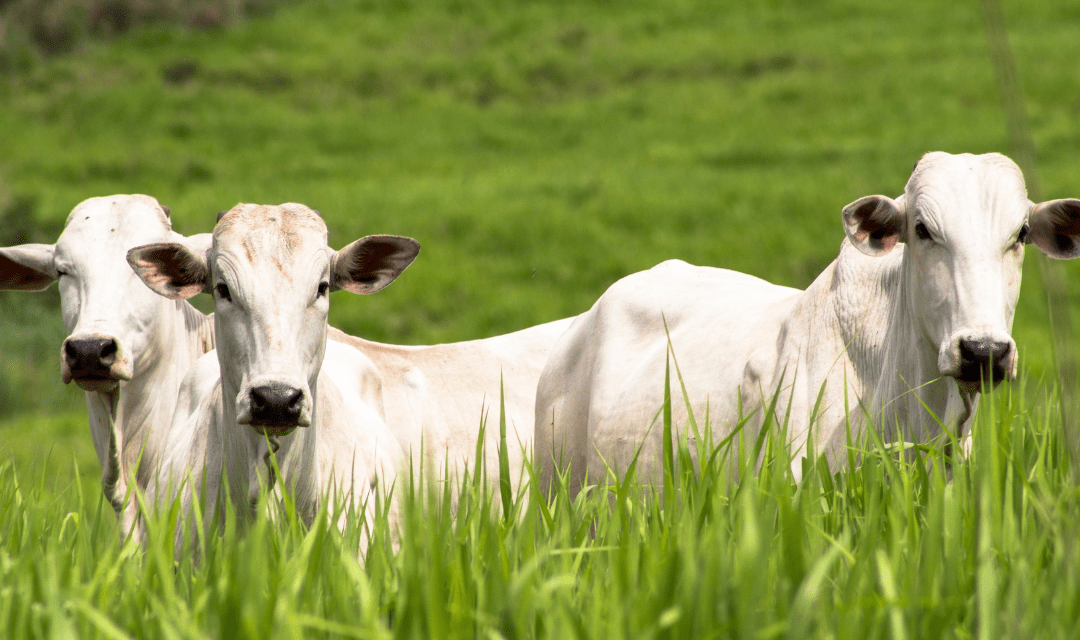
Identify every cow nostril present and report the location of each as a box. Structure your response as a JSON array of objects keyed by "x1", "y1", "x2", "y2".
[
  {"x1": 99, "y1": 340, "x2": 117, "y2": 360},
  {"x1": 284, "y1": 388, "x2": 302, "y2": 411},
  {"x1": 250, "y1": 386, "x2": 276, "y2": 411},
  {"x1": 250, "y1": 388, "x2": 267, "y2": 411}
]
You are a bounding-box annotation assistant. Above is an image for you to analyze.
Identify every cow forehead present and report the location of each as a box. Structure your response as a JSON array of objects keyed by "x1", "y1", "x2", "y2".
[
  {"x1": 64, "y1": 194, "x2": 170, "y2": 230},
  {"x1": 215, "y1": 204, "x2": 327, "y2": 244},
  {"x1": 212, "y1": 204, "x2": 331, "y2": 277},
  {"x1": 907, "y1": 153, "x2": 1028, "y2": 216},
  {"x1": 58, "y1": 195, "x2": 174, "y2": 259}
]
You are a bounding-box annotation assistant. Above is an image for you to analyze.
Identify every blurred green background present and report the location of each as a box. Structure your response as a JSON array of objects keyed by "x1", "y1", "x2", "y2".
[{"x1": 2, "y1": 0, "x2": 1079, "y2": 484}]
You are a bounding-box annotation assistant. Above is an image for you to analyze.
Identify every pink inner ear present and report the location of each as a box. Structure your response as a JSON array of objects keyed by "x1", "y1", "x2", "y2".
[
  {"x1": 337, "y1": 280, "x2": 380, "y2": 295},
  {"x1": 129, "y1": 245, "x2": 207, "y2": 299},
  {"x1": 855, "y1": 201, "x2": 901, "y2": 239},
  {"x1": 132, "y1": 260, "x2": 178, "y2": 295},
  {"x1": 174, "y1": 283, "x2": 206, "y2": 298}
]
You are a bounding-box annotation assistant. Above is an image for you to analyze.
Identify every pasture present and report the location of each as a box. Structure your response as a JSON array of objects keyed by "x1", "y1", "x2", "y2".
[{"x1": 2, "y1": 0, "x2": 1080, "y2": 636}]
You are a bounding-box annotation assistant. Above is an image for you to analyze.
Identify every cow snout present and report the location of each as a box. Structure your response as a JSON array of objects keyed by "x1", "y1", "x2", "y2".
[
  {"x1": 249, "y1": 383, "x2": 305, "y2": 428},
  {"x1": 956, "y1": 337, "x2": 1013, "y2": 389},
  {"x1": 61, "y1": 337, "x2": 127, "y2": 391}
]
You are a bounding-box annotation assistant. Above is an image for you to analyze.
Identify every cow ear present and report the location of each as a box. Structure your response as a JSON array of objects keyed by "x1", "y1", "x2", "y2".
[
  {"x1": 127, "y1": 242, "x2": 210, "y2": 300},
  {"x1": 331, "y1": 235, "x2": 420, "y2": 294},
  {"x1": 842, "y1": 195, "x2": 906, "y2": 257},
  {"x1": 1028, "y1": 198, "x2": 1080, "y2": 259},
  {"x1": 0, "y1": 244, "x2": 57, "y2": 291}
]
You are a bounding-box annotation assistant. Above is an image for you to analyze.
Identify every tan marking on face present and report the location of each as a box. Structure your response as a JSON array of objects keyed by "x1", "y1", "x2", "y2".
[{"x1": 215, "y1": 203, "x2": 328, "y2": 254}]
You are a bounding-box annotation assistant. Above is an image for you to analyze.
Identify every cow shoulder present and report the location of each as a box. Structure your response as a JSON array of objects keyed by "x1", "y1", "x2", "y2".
[{"x1": 153, "y1": 352, "x2": 222, "y2": 506}]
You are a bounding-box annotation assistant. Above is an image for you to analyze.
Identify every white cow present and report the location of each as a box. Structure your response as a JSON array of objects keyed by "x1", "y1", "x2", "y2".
[
  {"x1": 535, "y1": 152, "x2": 1080, "y2": 496},
  {"x1": 0, "y1": 195, "x2": 214, "y2": 531},
  {"x1": 128, "y1": 204, "x2": 408, "y2": 544},
  {"x1": 134, "y1": 202, "x2": 573, "y2": 522}
]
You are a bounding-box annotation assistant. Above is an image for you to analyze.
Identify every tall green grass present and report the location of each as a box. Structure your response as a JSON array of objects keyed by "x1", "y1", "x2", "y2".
[{"x1": 4, "y1": 373, "x2": 1080, "y2": 639}]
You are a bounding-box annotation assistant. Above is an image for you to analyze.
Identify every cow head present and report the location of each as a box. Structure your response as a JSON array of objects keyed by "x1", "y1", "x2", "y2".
[
  {"x1": 843, "y1": 152, "x2": 1080, "y2": 392},
  {"x1": 128, "y1": 203, "x2": 419, "y2": 435},
  {"x1": 0, "y1": 195, "x2": 203, "y2": 392}
]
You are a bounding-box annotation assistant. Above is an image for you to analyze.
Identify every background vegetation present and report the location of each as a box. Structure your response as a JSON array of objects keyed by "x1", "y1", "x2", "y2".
[
  {"x1": 0, "y1": 0, "x2": 277, "y2": 67},
  {"x1": 1, "y1": 0, "x2": 1079, "y2": 636},
  {"x1": 4, "y1": 0, "x2": 1080, "y2": 424}
]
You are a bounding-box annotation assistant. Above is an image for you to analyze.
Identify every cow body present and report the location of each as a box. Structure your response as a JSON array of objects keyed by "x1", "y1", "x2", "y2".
[
  {"x1": 327, "y1": 315, "x2": 574, "y2": 493},
  {"x1": 0, "y1": 195, "x2": 214, "y2": 531},
  {"x1": 535, "y1": 153, "x2": 1080, "y2": 496}
]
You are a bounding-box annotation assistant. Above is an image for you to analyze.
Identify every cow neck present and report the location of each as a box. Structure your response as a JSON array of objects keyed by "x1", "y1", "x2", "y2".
[
  {"x1": 829, "y1": 241, "x2": 902, "y2": 380},
  {"x1": 830, "y1": 240, "x2": 963, "y2": 443},
  {"x1": 213, "y1": 325, "x2": 322, "y2": 525},
  {"x1": 106, "y1": 299, "x2": 214, "y2": 499},
  {"x1": 771, "y1": 240, "x2": 906, "y2": 455},
  {"x1": 85, "y1": 389, "x2": 124, "y2": 519},
  {"x1": 872, "y1": 252, "x2": 970, "y2": 443}
]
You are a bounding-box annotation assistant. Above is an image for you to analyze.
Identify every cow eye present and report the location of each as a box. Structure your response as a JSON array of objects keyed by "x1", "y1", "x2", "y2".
[
  {"x1": 914, "y1": 222, "x2": 931, "y2": 241},
  {"x1": 317, "y1": 282, "x2": 330, "y2": 298},
  {"x1": 214, "y1": 283, "x2": 232, "y2": 302},
  {"x1": 1016, "y1": 223, "x2": 1030, "y2": 245}
]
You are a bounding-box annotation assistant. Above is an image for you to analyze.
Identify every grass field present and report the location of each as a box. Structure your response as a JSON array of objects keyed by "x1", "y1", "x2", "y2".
[
  {"x1": 4, "y1": 377, "x2": 1080, "y2": 638},
  {"x1": 2, "y1": 0, "x2": 1080, "y2": 636}
]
